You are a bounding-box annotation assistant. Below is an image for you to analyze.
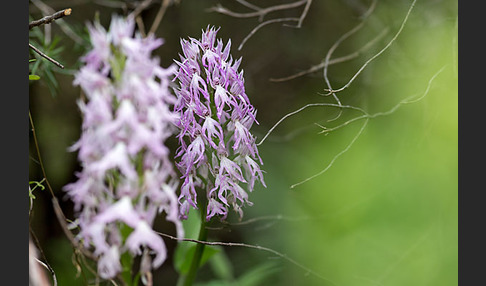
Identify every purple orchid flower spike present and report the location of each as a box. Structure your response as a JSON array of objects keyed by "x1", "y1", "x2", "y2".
[
  {"x1": 173, "y1": 25, "x2": 266, "y2": 221},
  {"x1": 64, "y1": 15, "x2": 183, "y2": 279}
]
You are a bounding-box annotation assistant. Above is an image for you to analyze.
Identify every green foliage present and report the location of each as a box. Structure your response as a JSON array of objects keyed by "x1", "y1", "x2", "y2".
[
  {"x1": 28, "y1": 13, "x2": 86, "y2": 96},
  {"x1": 29, "y1": 179, "x2": 45, "y2": 199},
  {"x1": 174, "y1": 209, "x2": 281, "y2": 285},
  {"x1": 29, "y1": 34, "x2": 64, "y2": 95},
  {"x1": 194, "y1": 262, "x2": 281, "y2": 286},
  {"x1": 176, "y1": 244, "x2": 221, "y2": 275},
  {"x1": 207, "y1": 247, "x2": 234, "y2": 281},
  {"x1": 174, "y1": 209, "x2": 220, "y2": 275},
  {"x1": 29, "y1": 59, "x2": 40, "y2": 81},
  {"x1": 29, "y1": 74, "x2": 41, "y2": 81}
]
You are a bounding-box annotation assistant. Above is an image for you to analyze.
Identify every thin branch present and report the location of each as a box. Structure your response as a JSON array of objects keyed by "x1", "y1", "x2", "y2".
[
  {"x1": 136, "y1": 15, "x2": 147, "y2": 37},
  {"x1": 211, "y1": 0, "x2": 312, "y2": 51},
  {"x1": 30, "y1": 0, "x2": 84, "y2": 44},
  {"x1": 34, "y1": 259, "x2": 58, "y2": 286},
  {"x1": 238, "y1": 18, "x2": 300, "y2": 50},
  {"x1": 30, "y1": 232, "x2": 57, "y2": 286},
  {"x1": 52, "y1": 198, "x2": 98, "y2": 261},
  {"x1": 93, "y1": 0, "x2": 134, "y2": 9},
  {"x1": 296, "y1": 0, "x2": 312, "y2": 28},
  {"x1": 322, "y1": 0, "x2": 377, "y2": 92},
  {"x1": 130, "y1": 0, "x2": 155, "y2": 18},
  {"x1": 30, "y1": 110, "x2": 99, "y2": 272},
  {"x1": 29, "y1": 236, "x2": 53, "y2": 286},
  {"x1": 127, "y1": 0, "x2": 155, "y2": 36},
  {"x1": 149, "y1": 0, "x2": 172, "y2": 35},
  {"x1": 226, "y1": 214, "x2": 315, "y2": 226},
  {"x1": 321, "y1": 0, "x2": 377, "y2": 122},
  {"x1": 208, "y1": 0, "x2": 308, "y2": 20},
  {"x1": 291, "y1": 66, "x2": 445, "y2": 188},
  {"x1": 269, "y1": 28, "x2": 388, "y2": 82},
  {"x1": 29, "y1": 112, "x2": 56, "y2": 198},
  {"x1": 28, "y1": 0, "x2": 87, "y2": 11},
  {"x1": 290, "y1": 118, "x2": 369, "y2": 189},
  {"x1": 235, "y1": 0, "x2": 261, "y2": 11},
  {"x1": 259, "y1": 65, "x2": 443, "y2": 188},
  {"x1": 316, "y1": 115, "x2": 368, "y2": 134},
  {"x1": 253, "y1": 122, "x2": 324, "y2": 144},
  {"x1": 29, "y1": 8, "x2": 72, "y2": 30},
  {"x1": 257, "y1": 103, "x2": 367, "y2": 146},
  {"x1": 325, "y1": 0, "x2": 418, "y2": 94},
  {"x1": 29, "y1": 112, "x2": 62, "y2": 285},
  {"x1": 29, "y1": 43, "x2": 64, "y2": 69},
  {"x1": 366, "y1": 66, "x2": 446, "y2": 117},
  {"x1": 157, "y1": 231, "x2": 336, "y2": 285}
]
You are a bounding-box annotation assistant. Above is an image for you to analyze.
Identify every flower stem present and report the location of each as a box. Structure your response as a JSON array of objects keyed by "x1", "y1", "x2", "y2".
[{"x1": 177, "y1": 197, "x2": 208, "y2": 286}]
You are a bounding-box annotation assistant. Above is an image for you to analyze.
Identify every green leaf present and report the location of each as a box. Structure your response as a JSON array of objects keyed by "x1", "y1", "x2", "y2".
[
  {"x1": 194, "y1": 280, "x2": 229, "y2": 286},
  {"x1": 28, "y1": 189, "x2": 36, "y2": 200},
  {"x1": 174, "y1": 208, "x2": 220, "y2": 274},
  {"x1": 29, "y1": 74, "x2": 40, "y2": 81},
  {"x1": 120, "y1": 250, "x2": 134, "y2": 285},
  {"x1": 208, "y1": 247, "x2": 234, "y2": 281},
  {"x1": 29, "y1": 179, "x2": 46, "y2": 199},
  {"x1": 29, "y1": 179, "x2": 45, "y2": 192},
  {"x1": 234, "y1": 262, "x2": 281, "y2": 286},
  {"x1": 174, "y1": 208, "x2": 201, "y2": 272},
  {"x1": 193, "y1": 262, "x2": 281, "y2": 286},
  {"x1": 119, "y1": 223, "x2": 135, "y2": 285},
  {"x1": 176, "y1": 244, "x2": 220, "y2": 275}
]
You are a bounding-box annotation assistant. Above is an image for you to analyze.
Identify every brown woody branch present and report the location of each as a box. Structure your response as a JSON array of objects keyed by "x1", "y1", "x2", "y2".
[
  {"x1": 29, "y1": 8, "x2": 71, "y2": 30},
  {"x1": 29, "y1": 43, "x2": 64, "y2": 69}
]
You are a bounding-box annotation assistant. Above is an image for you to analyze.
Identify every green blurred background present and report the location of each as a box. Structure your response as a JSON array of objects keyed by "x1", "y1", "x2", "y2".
[{"x1": 29, "y1": 0, "x2": 457, "y2": 285}]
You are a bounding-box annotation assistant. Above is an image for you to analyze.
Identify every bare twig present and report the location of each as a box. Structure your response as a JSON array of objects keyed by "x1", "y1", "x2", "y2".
[
  {"x1": 290, "y1": 118, "x2": 369, "y2": 189},
  {"x1": 322, "y1": 0, "x2": 377, "y2": 91},
  {"x1": 269, "y1": 28, "x2": 388, "y2": 82},
  {"x1": 128, "y1": 0, "x2": 155, "y2": 36},
  {"x1": 157, "y1": 231, "x2": 336, "y2": 284},
  {"x1": 52, "y1": 197, "x2": 98, "y2": 261},
  {"x1": 210, "y1": 0, "x2": 312, "y2": 51},
  {"x1": 30, "y1": 231, "x2": 58, "y2": 286},
  {"x1": 296, "y1": 0, "x2": 312, "y2": 28},
  {"x1": 257, "y1": 103, "x2": 367, "y2": 146},
  {"x1": 29, "y1": 43, "x2": 64, "y2": 69},
  {"x1": 94, "y1": 0, "x2": 135, "y2": 9},
  {"x1": 30, "y1": 0, "x2": 84, "y2": 44},
  {"x1": 29, "y1": 8, "x2": 72, "y2": 30},
  {"x1": 29, "y1": 112, "x2": 56, "y2": 198},
  {"x1": 30, "y1": 110, "x2": 98, "y2": 271},
  {"x1": 136, "y1": 16, "x2": 147, "y2": 37},
  {"x1": 290, "y1": 66, "x2": 445, "y2": 189},
  {"x1": 208, "y1": 0, "x2": 308, "y2": 21},
  {"x1": 258, "y1": 64, "x2": 444, "y2": 188},
  {"x1": 321, "y1": 0, "x2": 377, "y2": 122},
  {"x1": 29, "y1": 236, "x2": 53, "y2": 286},
  {"x1": 238, "y1": 17, "x2": 300, "y2": 50},
  {"x1": 325, "y1": 0, "x2": 418, "y2": 94},
  {"x1": 149, "y1": 0, "x2": 172, "y2": 35},
  {"x1": 29, "y1": 113, "x2": 61, "y2": 286},
  {"x1": 130, "y1": 0, "x2": 155, "y2": 18},
  {"x1": 235, "y1": 0, "x2": 261, "y2": 11}
]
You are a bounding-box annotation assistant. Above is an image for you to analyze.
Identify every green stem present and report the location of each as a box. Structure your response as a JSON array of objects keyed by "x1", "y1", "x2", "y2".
[
  {"x1": 177, "y1": 198, "x2": 208, "y2": 286},
  {"x1": 120, "y1": 223, "x2": 135, "y2": 286},
  {"x1": 120, "y1": 253, "x2": 134, "y2": 286}
]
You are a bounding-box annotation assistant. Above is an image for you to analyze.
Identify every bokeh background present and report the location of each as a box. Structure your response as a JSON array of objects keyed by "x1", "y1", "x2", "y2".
[{"x1": 29, "y1": 0, "x2": 457, "y2": 285}]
